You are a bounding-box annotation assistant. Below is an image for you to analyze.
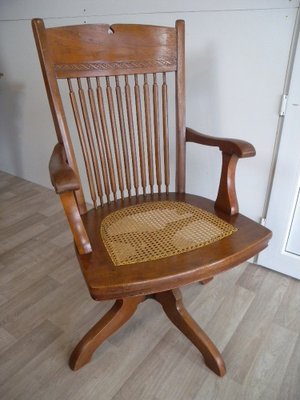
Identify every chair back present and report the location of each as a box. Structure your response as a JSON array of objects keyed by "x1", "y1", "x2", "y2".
[{"x1": 32, "y1": 19, "x2": 186, "y2": 209}]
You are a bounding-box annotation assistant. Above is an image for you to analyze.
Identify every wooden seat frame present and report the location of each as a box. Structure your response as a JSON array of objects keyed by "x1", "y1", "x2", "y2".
[{"x1": 32, "y1": 18, "x2": 271, "y2": 377}]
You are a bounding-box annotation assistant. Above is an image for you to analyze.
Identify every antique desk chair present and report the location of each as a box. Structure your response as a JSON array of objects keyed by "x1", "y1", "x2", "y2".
[{"x1": 32, "y1": 18, "x2": 271, "y2": 376}]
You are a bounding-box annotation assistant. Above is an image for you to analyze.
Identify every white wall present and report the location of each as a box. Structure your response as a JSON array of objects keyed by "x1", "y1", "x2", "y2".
[{"x1": 0, "y1": 0, "x2": 299, "y2": 220}]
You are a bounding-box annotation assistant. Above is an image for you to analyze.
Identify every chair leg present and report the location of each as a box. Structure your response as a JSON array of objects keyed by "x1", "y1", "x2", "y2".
[
  {"x1": 69, "y1": 295, "x2": 145, "y2": 371},
  {"x1": 153, "y1": 288, "x2": 226, "y2": 377}
]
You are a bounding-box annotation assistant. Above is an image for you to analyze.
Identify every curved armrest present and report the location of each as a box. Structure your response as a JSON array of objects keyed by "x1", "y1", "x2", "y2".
[
  {"x1": 186, "y1": 127, "x2": 255, "y2": 158},
  {"x1": 49, "y1": 143, "x2": 91, "y2": 254},
  {"x1": 49, "y1": 143, "x2": 80, "y2": 194},
  {"x1": 186, "y1": 128, "x2": 256, "y2": 215},
  {"x1": 59, "y1": 192, "x2": 92, "y2": 255}
]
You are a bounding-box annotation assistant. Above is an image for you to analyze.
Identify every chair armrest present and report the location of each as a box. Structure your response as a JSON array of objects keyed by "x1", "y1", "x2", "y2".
[
  {"x1": 186, "y1": 127, "x2": 255, "y2": 158},
  {"x1": 185, "y1": 128, "x2": 256, "y2": 215},
  {"x1": 59, "y1": 192, "x2": 92, "y2": 255},
  {"x1": 49, "y1": 143, "x2": 91, "y2": 254},
  {"x1": 49, "y1": 143, "x2": 80, "y2": 194}
]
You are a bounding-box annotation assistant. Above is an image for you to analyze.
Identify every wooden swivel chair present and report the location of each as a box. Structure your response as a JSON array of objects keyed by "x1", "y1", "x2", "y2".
[{"x1": 32, "y1": 18, "x2": 271, "y2": 377}]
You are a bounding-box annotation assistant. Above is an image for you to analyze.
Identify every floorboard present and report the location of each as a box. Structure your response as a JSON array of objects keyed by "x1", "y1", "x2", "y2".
[{"x1": 0, "y1": 171, "x2": 299, "y2": 400}]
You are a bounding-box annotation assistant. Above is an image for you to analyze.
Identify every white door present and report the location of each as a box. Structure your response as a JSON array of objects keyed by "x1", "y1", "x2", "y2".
[{"x1": 257, "y1": 17, "x2": 300, "y2": 279}]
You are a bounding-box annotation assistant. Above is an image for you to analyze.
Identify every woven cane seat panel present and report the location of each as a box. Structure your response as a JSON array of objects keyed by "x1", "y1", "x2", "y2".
[{"x1": 100, "y1": 201, "x2": 237, "y2": 266}]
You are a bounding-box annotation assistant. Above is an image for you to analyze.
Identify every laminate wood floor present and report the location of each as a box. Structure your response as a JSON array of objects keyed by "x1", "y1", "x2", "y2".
[{"x1": 0, "y1": 170, "x2": 299, "y2": 400}]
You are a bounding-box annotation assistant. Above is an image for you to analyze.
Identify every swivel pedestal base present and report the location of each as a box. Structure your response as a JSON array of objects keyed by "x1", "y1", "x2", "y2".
[{"x1": 69, "y1": 288, "x2": 226, "y2": 377}]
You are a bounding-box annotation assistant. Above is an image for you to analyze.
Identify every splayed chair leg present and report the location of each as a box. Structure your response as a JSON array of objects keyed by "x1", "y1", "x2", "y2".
[
  {"x1": 153, "y1": 288, "x2": 226, "y2": 377},
  {"x1": 69, "y1": 295, "x2": 144, "y2": 370}
]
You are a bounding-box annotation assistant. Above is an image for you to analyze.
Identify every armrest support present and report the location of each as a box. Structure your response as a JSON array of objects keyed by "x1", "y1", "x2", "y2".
[
  {"x1": 59, "y1": 192, "x2": 92, "y2": 255},
  {"x1": 49, "y1": 143, "x2": 80, "y2": 194},
  {"x1": 186, "y1": 128, "x2": 256, "y2": 215},
  {"x1": 186, "y1": 127, "x2": 255, "y2": 158},
  {"x1": 49, "y1": 143, "x2": 92, "y2": 254}
]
